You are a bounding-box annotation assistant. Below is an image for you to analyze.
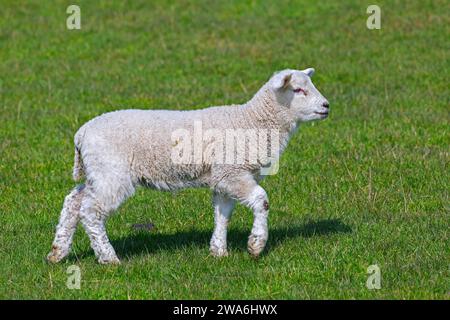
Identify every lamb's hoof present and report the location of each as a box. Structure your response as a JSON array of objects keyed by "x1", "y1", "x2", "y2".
[
  {"x1": 47, "y1": 246, "x2": 67, "y2": 264},
  {"x1": 98, "y1": 256, "x2": 121, "y2": 265},
  {"x1": 210, "y1": 247, "x2": 229, "y2": 258},
  {"x1": 247, "y1": 234, "x2": 267, "y2": 258}
]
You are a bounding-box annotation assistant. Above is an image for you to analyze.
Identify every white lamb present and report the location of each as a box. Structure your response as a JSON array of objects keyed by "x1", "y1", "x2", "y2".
[{"x1": 47, "y1": 68, "x2": 330, "y2": 264}]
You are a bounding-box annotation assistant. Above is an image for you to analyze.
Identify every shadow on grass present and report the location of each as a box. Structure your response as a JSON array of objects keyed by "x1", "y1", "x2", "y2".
[
  {"x1": 101, "y1": 218, "x2": 351, "y2": 261},
  {"x1": 71, "y1": 218, "x2": 351, "y2": 261}
]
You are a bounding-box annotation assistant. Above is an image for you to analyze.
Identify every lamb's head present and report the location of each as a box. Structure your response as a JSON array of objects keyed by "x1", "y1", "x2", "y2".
[{"x1": 269, "y1": 68, "x2": 329, "y2": 122}]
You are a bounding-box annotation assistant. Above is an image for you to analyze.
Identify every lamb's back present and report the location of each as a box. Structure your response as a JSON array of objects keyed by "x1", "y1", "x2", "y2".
[{"x1": 74, "y1": 107, "x2": 246, "y2": 189}]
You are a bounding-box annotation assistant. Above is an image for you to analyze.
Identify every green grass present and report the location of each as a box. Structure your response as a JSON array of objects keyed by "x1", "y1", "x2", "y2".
[{"x1": 0, "y1": 0, "x2": 448, "y2": 299}]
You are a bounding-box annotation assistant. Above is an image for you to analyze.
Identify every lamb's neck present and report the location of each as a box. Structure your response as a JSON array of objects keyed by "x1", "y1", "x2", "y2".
[
  {"x1": 243, "y1": 87, "x2": 298, "y2": 137},
  {"x1": 239, "y1": 87, "x2": 300, "y2": 157}
]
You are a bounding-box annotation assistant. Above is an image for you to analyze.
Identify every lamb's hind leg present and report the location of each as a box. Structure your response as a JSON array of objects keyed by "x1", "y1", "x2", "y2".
[
  {"x1": 47, "y1": 184, "x2": 85, "y2": 263},
  {"x1": 210, "y1": 192, "x2": 236, "y2": 257},
  {"x1": 79, "y1": 180, "x2": 134, "y2": 264}
]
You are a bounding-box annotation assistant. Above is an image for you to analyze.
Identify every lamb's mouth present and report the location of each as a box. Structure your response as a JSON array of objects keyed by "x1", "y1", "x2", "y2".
[{"x1": 314, "y1": 111, "x2": 329, "y2": 116}]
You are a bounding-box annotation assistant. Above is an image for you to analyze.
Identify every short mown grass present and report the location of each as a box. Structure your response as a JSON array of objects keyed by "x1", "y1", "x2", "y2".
[{"x1": 0, "y1": 0, "x2": 448, "y2": 299}]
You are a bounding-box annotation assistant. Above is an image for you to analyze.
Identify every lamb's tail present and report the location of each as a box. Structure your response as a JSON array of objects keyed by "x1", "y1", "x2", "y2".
[{"x1": 72, "y1": 146, "x2": 84, "y2": 182}]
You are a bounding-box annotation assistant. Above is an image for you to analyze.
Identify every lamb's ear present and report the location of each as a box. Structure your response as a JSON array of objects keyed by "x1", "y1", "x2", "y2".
[
  {"x1": 301, "y1": 68, "x2": 315, "y2": 77},
  {"x1": 272, "y1": 72, "x2": 292, "y2": 90}
]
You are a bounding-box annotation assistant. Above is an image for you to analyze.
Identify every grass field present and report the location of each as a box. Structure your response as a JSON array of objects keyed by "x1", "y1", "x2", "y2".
[{"x1": 0, "y1": 0, "x2": 448, "y2": 299}]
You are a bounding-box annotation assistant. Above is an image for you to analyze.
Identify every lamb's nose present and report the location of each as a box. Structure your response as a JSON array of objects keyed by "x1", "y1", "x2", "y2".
[{"x1": 322, "y1": 102, "x2": 330, "y2": 109}]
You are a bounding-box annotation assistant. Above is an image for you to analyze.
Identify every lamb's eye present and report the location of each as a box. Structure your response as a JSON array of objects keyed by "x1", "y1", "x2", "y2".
[{"x1": 293, "y1": 88, "x2": 307, "y2": 95}]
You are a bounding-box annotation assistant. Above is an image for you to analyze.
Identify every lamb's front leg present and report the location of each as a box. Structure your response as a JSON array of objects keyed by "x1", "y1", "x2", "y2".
[
  {"x1": 210, "y1": 192, "x2": 235, "y2": 257},
  {"x1": 245, "y1": 185, "x2": 269, "y2": 258}
]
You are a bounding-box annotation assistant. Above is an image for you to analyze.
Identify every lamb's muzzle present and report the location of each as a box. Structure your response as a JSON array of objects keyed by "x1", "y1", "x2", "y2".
[{"x1": 47, "y1": 67, "x2": 330, "y2": 264}]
